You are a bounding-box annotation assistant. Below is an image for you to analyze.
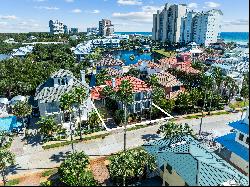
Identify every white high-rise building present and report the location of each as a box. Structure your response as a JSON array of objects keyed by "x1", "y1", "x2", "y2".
[
  {"x1": 49, "y1": 20, "x2": 67, "y2": 35},
  {"x1": 152, "y1": 4, "x2": 223, "y2": 46},
  {"x1": 192, "y1": 9, "x2": 223, "y2": 46}
]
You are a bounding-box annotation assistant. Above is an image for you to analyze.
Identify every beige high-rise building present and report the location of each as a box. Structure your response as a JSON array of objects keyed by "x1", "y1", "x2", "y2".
[
  {"x1": 152, "y1": 3, "x2": 187, "y2": 43},
  {"x1": 99, "y1": 19, "x2": 114, "y2": 36}
]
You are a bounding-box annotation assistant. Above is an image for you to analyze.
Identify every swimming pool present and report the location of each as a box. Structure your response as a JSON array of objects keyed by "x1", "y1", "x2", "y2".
[
  {"x1": 112, "y1": 50, "x2": 156, "y2": 65},
  {"x1": 0, "y1": 116, "x2": 22, "y2": 132}
]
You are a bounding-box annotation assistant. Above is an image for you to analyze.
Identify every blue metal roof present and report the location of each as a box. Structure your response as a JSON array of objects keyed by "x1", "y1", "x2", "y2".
[
  {"x1": 143, "y1": 136, "x2": 249, "y2": 186},
  {"x1": 228, "y1": 120, "x2": 249, "y2": 135},
  {"x1": 215, "y1": 133, "x2": 249, "y2": 162}
]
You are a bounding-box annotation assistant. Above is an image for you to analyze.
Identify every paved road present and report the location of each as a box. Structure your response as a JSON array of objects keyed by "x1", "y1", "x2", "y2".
[{"x1": 7, "y1": 112, "x2": 243, "y2": 177}]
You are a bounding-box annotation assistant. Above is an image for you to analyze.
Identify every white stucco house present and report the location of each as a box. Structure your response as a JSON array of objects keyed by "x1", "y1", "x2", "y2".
[{"x1": 35, "y1": 69, "x2": 92, "y2": 128}]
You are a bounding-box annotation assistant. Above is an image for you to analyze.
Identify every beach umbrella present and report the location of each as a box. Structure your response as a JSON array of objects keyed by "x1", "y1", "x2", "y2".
[{"x1": 0, "y1": 98, "x2": 9, "y2": 105}]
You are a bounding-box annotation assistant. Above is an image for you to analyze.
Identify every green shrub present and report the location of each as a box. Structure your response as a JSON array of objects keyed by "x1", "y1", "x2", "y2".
[
  {"x1": 42, "y1": 169, "x2": 57, "y2": 177},
  {"x1": 40, "y1": 180, "x2": 53, "y2": 186},
  {"x1": 6, "y1": 179, "x2": 20, "y2": 186}
]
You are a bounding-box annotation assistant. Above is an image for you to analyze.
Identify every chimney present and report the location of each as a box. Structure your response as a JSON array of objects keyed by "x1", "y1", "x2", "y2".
[
  {"x1": 80, "y1": 70, "x2": 86, "y2": 84},
  {"x1": 111, "y1": 78, "x2": 116, "y2": 88}
]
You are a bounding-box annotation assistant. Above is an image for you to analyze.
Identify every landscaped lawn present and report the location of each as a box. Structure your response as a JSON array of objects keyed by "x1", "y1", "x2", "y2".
[
  {"x1": 229, "y1": 100, "x2": 249, "y2": 109},
  {"x1": 152, "y1": 49, "x2": 176, "y2": 57}
]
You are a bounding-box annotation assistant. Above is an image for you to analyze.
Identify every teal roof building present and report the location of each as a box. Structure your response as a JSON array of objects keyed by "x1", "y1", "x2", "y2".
[{"x1": 143, "y1": 136, "x2": 249, "y2": 186}]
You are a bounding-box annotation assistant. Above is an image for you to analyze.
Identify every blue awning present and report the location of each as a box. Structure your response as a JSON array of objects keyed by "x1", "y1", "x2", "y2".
[
  {"x1": 228, "y1": 120, "x2": 249, "y2": 135},
  {"x1": 216, "y1": 133, "x2": 249, "y2": 162}
]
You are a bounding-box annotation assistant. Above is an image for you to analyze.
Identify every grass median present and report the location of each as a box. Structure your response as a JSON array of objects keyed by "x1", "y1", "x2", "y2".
[{"x1": 42, "y1": 133, "x2": 110, "y2": 150}]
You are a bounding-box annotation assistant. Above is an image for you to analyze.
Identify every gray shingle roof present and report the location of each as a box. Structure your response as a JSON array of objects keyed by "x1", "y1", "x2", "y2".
[{"x1": 35, "y1": 69, "x2": 88, "y2": 103}]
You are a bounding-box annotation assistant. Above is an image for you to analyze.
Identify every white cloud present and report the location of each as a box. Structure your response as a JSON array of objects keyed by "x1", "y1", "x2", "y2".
[
  {"x1": 85, "y1": 9, "x2": 100, "y2": 14},
  {"x1": 35, "y1": 6, "x2": 59, "y2": 10},
  {"x1": 204, "y1": 2, "x2": 220, "y2": 8},
  {"x1": 92, "y1": 10, "x2": 100, "y2": 14},
  {"x1": 222, "y1": 19, "x2": 249, "y2": 26},
  {"x1": 0, "y1": 15, "x2": 17, "y2": 20},
  {"x1": 72, "y1": 9, "x2": 82, "y2": 13},
  {"x1": 0, "y1": 22, "x2": 8, "y2": 25},
  {"x1": 188, "y1": 3, "x2": 198, "y2": 9},
  {"x1": 117, "y1": 0, "x2": 142, "y2": 6},
  {"x1": 112, "y1": 5, "x2": 162, "y2": 23}
]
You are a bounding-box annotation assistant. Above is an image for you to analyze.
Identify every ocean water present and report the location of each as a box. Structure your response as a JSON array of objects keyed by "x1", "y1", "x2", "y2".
[{"x1": 115, "y1": 32, "x2": 249, "y2": 44}]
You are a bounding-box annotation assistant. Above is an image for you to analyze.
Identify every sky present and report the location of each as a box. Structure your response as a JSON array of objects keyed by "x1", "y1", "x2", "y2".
[{"x1": 0, "y1": 0, "x2": 249, "y2": 33}]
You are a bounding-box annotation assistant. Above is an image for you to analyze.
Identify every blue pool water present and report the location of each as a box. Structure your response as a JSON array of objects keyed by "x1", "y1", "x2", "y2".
[
  {"x1": 0, "y1": 116, "x2": 22, "y2": 132},
  {"x1": 112, "y1": 50, "x2": 154, "y2": 65}
]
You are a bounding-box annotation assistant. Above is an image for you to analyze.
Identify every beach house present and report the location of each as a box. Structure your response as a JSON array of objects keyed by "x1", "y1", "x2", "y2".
[
  {"x1": 35, "y1": 69, "x2": 92, "y2": 126},
  {"x1": 91, "y1": 76, "x2": 152, "y2": 114}
]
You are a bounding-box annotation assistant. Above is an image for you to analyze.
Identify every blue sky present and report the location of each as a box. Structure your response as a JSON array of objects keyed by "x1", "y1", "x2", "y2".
[{"x1": 0, "y1": 0, "x2": 249, "y2": 33}]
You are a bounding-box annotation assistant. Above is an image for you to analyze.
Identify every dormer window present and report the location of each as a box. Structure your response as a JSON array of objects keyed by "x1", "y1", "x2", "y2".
[
  {"x1": 239, "y1": 133, "x2": 244, "y2": 141},
  {"x1": 62, "y1": 79, "x2": 65, "y2": 85}
]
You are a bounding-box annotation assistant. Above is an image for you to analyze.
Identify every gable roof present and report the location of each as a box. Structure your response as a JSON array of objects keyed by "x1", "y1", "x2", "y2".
[
  {"x1": 143, "y1": 136, "x2": 249, "y2": 186},
  {"x1": 35, "y1": 69, "x2": 88, "y2": 103}
]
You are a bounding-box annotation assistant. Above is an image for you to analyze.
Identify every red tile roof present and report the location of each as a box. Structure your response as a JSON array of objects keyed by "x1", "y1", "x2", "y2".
[
  {"x1": 159, "y1": 54, "x2": 200, "y2": 74},
  {"x1": 91, "y1": 76, "x2": 151, "y2": 100},
  {"x1": 105, "y1": 76, "x2": 151, "y2": 93}
]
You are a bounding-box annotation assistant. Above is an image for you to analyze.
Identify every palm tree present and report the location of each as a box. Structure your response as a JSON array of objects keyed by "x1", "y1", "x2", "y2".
[
  {"x1": 72, "y1": 87, "x2": 87, "y2": 140},
  {"x1": 158, "y1": 121, "x2": 193, "y2": 146},
  {"x1": 12, "y1": 101, "x2": 32, "y2": 137},
  {"x1": 116, "y1": 80, "x2": 134, "y2": 151},
  {"x1": 146, "y1": 75, "x2": 159, "y2": 120},
  {"x1": 0, "y1": 149, "x2": 15, "y2": 186},
  {"x1": 36, "y1": 116, "x2": 58, "y2": 140},
  {"x1": 88, "y1": 110, "x2": 103, "y2": 130},
  {"x1": 59, "y1": 92, "x2": 75, "y2": 152},
  {"x1": 240, "y1": 74, "x2": 249, "y2": 119},
  {"x1": 199, "y1": 75, "x2": 211, "y2": 135},
  {"x1": 212, "y1": 67, "x2": 224, "y2": 95}
]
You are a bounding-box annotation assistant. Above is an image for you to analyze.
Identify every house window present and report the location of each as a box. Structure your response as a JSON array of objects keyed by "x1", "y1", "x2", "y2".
[
  {"x1": 246, "y1": 137, "x2": 249, "y2": 145},
  {"x1": 239, "y1": 133, "x2": 244, "y2": 141}
]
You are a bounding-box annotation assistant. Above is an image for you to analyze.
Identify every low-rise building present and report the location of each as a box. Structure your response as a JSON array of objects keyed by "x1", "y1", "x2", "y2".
[
  {"x1": 3, "y1": 38, "x2": 18, "y2": 44},
  {"x1": 144, "y1": 135, "x2": 249, "y2": 186},
  {"x1": 132, "y1": 60, "x2": 162, "y2": 75},
  {"x1": 12, "y1": 45, "x2": 34, "y2": 58},
  {"x1": 154, "y1": 72, "x2": 185, "y2": 99},
  {"x1": 159, "y1": 53, "x2": 201, "y2": 74},
  {"x1": 35, "y1": 69, "x2": 92, "y2": 127},
  {"x1": 216, "y1": 107, "x2": 249, "y2": 175},
  {"x1": 91, "y1": 76, "x2": 152, "y2": 114}
]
